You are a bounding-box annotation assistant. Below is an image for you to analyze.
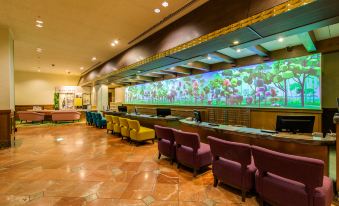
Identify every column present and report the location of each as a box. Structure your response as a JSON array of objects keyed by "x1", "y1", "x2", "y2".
[
  {"x1": 0, "y1": 27, "x2": 15, "y2": 147},
  {"x1": 94, "y1": 85, "x2": 108, "y2": 111}
]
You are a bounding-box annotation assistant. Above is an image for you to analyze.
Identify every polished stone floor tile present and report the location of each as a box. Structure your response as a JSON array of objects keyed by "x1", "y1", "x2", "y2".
[{"x1": 3, "y1": 123, "x2": 330, "y2": 205}]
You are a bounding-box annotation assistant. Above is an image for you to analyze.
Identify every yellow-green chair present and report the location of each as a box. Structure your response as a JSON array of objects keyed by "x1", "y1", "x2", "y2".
[
  {"x1": 128, "y1": 119, "x2": 155, "y2": 144},
  {"x1": 119, "y1": 117, "x2": 130, "y2": 140},
  {"x1": 105, "y1": 115, "x2": 114, "y2": 134},
  {"x1": 112, "y1": 116, "x2": 121, "y2": 135}
]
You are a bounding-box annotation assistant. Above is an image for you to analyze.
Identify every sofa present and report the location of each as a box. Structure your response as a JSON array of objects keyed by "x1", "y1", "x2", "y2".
[
  {"x1": 17, "y1": 111, "x2": 45, "y2": 123},
  {"x1": 51, "y1": 111, "x2": 81, "y2": 122}
]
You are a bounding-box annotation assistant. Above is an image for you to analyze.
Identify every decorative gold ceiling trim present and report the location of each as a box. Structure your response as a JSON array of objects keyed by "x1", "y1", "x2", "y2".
[{"x1": 82, "y1": 0, "x2": 315, "y2": 86}]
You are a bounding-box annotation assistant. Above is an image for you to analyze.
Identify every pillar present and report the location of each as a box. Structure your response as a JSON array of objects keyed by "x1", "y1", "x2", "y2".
[
  {"x1": 94, "y1": 85, "x2": 108, "y2": 111},
  {"x1": 0, "y1": 27, "x2": 15, "y2": 147}
]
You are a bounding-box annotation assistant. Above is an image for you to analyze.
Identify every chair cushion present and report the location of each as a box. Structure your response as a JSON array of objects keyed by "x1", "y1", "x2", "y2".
[
  {"x1": 213, "y1": 157, "x2": 256, "y2": 191},
  {"x1": 256, "y1": 172, "x2": 333, "y2": 206},
  {"x1": 177, "y1": 143, "x2": 212, "y2": 168},
  {"x1": 131, "y1": 126, "x2": 155, "y2": 141}
]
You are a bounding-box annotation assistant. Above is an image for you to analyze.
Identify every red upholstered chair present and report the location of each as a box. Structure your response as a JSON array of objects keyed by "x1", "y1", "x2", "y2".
[
  {"x1": 252, "y1": 145, "x2": 333, "y2": 206},
  {"x1": 155, "y1": 125, "x2": 176, "y2": 164},
  {"x1": 17, "y1": 111, "x2": 44, "y2": 123},
  {"x1": 173, "y1": 129, "x2": 212, "y2": 177},
  {"x1": 207, "y1": 136, "x2": 256, "y2": 202}
]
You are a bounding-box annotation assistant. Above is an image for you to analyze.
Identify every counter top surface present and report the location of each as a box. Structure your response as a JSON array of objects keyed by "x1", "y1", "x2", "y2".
[{"x1": 180, "y1": 119, "x2": 336, "y2": 145}]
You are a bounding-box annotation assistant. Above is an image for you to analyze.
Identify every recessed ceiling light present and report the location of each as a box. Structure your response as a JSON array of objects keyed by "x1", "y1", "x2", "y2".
[
  {"x1": 111, "y1": 42, "x2": 116, "y2": 47},
  {"x1": 36, "y1": 23, "x2": 43, "y2": 28},
  {"x1": 137, "y1": 71, "x2": 141, "y2": 73},
  {"x1": 80, "y1": 67, "x2": 84, "y2": 70},
  {"x1": 36, "y1": 48, "x2": 42, "y2": 53},
  {"x1": 37, "y1": 69, "x2": 41, "y2": 72},
  {"x1": 207, "y1": 56, "x2": 212, "y2": 60},
  {"x1": 162, "y1": 1, "x2": 169, "y2": 7},
  {"x1": 154, "y1": 8, "x2": 160, "y2": 13},
  {"x1": 91, "y1": 57, "x2": 97, "y2": 61},
  {"x1": 233, "y1": 40, "x2": 239, "y2": 45},
  {"x1": 236, "y1": 49, "x2": 241, "y2": 53},
  {"x1": 278, "y1": 37, "x2": 284, "y2": 42},
  {"x1": 114, "y1": 40, "x2": 119, "y2": 44}
]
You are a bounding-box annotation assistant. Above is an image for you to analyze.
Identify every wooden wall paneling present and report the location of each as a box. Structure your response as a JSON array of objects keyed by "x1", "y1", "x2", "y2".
[{"x1": 0, "y1": 110, "x2": 12, "y2": 148}]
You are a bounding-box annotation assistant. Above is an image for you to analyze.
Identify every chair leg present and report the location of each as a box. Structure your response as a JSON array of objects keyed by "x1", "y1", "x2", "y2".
[
  {"x1": 241, "y1": 190, "x2": 246, "y2": 202},
  {"x1": 193, "y1": 168, "x2": 197, "y2": 177},
  {"x1": 213, "y1": 177, "x2": 218, "y2": 187},
  {"x1": 158, "y1": 153, "x2": 161, "y2": 159},
  {"x1": 259, "y1": 197, "x2": 264, "y2": 206},
  {"x1": 170, "y1": 158, "x2": 174, "y2": 165},
  {"x1": 177, "y1": 163, "x2": 180, "y2": 169},
  {"x1": 152, "y1": 139, "x2": 154, "y2": 144}
]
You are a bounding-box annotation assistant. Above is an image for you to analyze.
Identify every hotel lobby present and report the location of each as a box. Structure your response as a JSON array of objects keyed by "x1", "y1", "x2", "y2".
[{"x1": 1, "y1": 0, "x2": 339, "y2": 205}]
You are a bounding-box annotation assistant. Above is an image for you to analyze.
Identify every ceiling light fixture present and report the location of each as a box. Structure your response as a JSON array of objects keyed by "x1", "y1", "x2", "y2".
[
  {"x1": 207, "y1": 56, "x2": 212, "y2": 60},
  {"x1": 162, "y1": 1, "x2": 169, "y2": 7},
  {"x1": 233, "y1": 40, "x2": 239, "y2": 45},
  {"x1": 36, "y1": 48, "x2": 42, "y2": 53},
  {"x1": 154, "y1": 8, "x2": 160, "y2": 13},
  {"x1": 80, "y1": 67, "x2": 84, "y2": 70},
  {"x1": 111, "y1": 42, "x2": 116, "y2": 47},
  {"x1": 278, "y1": 37, "x2": 284, "y2": 42},
  {"x1": 37, "y1": 69, "x2": 41, "y2": 72},
  {"x1": 91, "y1": 57, "x2": 97, "y2": 61},
  {"x1": 236, "y1": 49, "x2": 241, "y2": 53},
  {"x1": 114, "y1": 40, "x2": 119, "y2": 44},
  {"x1": 35, "y1": 18, "x2": 44, "y2": 28}
]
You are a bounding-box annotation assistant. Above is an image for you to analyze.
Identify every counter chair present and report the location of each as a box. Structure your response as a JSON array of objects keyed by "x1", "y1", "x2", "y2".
[
  {"x1": 119, "y1": 118, "x2": 130, "y2": 140},
  {"x1": 173, "y1": 129, "x2": 212, "y2": 177},
  {"x1": 128, "y1": 120, "x2": 155, "y2": 145},
  {"x1": 154, "y1": 125, "x2": 176, "y2": 164},
  {"x1": 207, "y1": 136, "x2": 256, "y2": 202},
  {"x1": 112, "y1": 116, "x2": 121, "y2": 135},
  {"x1": 105, "y1": 115, "x2": 114, "y2": 133},
  {"x1": 252, "y1": 145, "x2": 333, "y2": 206},
  {"x1": 95, "y1": 113, "x2": 107, "y2": 129}
]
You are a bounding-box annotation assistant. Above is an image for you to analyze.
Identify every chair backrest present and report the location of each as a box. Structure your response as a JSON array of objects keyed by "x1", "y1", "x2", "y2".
[
  {"x1": 96, "y1": 113, "x2": 102, "y2": 119},
  {"x1": 112, "y1": 116, "x2": 120, "y2": 124},
  {"x1": 119, "y1": 118, "x2": 129, "y2": 127},
  {"x1": 252, "y1": 145, "x2": 324, "y2": 189},
  {"x1": 173, "y1": 129, "x2": 200, "y2": 150},
  {"x1": 207, "y1": 136, "x2": 251, "y2": 166},
  {"x1": 154, "y1": 125, "x2": 175, "y2": 143},
  {"x1": 91, "y1": 112, "x2": 97, "y2": 120},
  {"x1": 128, "y1": 120, "x2": 140, "y2": 132},
  {"x1": 105, "y1": 115, "x2": 113, "y2": 122}
]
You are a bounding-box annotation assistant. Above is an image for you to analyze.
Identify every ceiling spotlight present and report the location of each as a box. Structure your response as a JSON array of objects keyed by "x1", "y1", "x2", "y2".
[
  {"x1": 207, "y1": 56, "x2": 212, "y2": 60},
  {"x1": 162, "y1": 1, "x2": 169, "y2": 7},
  {"x1": 114, "y1": 40, "x2": 119, "y2": 44},
  {"x1": 137, "y1": 71, "x2": 141, "y2": 73},
  {"x1": 233, "y1": 40, "x2": 239, "y2": 45},
  {"x1": 36, "y1": 48, "x2": 42, "y2": 53},
  {"x1": 37, "y1": 69, "x2": 41, "y2": 72},
  {"x1": 111, "y1": 42, "x2": 116, "y2": 47},
  {"x1": 278, "y1": 37, "x2": 284, "y2": 42},
  {"x1": 35, "y1": 19, "x2": 44, "y2": 28},
  {"x1": 91, "y1": 57, "x2": 97, "y2": 61},
  {"x1": 80, "y1": 67, "x2": 84, "y2": 70},
  {"x1": 236, "y1": 49, "x2": 241, "y2": 53},
  {"x1": 36, "y1": 23, "x2": 43, "y2": 28},
  {"x1": 154, "y1": 8, "x2": 160, "y2": 13}
]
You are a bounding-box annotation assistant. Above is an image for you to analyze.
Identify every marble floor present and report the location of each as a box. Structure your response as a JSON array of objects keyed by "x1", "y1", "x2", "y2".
[{"x1": 0, "y1": 124, "x2": 323, "y2": 206}]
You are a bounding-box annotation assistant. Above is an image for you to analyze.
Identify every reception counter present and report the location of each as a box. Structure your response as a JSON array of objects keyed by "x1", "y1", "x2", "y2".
[
  {"x1": 103, "y1": 111, "x2": 336, "y2": 175},
  {"x1": 180, "y1": 119, "x2": 335, "y2": 175}
]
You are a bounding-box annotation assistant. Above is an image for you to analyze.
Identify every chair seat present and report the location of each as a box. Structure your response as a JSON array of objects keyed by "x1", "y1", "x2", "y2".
[
  {"x1": 133, "y1": 126, "x2": 155, "y2": 141},
  {"x1": 213, "y1": 157, "x2": 256, "y2": 191},
  {"x1": 256, "y1": 172, "x2": 333, "y2": 206},
  {"x1": 177, "y1": 142, "x2": 212, "y2": 168}
]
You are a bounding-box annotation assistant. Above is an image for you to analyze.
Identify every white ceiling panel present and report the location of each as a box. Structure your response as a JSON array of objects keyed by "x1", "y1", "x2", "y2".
[
  {"x1": 217, "y1": 48, "x2": 256, "y2": 59},
  {"x1": 260, "y1": 35, "x2": 301, "y2": 51}
]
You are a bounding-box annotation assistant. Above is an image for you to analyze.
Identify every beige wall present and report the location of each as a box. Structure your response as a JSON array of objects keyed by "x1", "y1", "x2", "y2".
[
  {"x1": 15, "y1": 71, "x2": 79, "y2": 105},
  {"x1": 322, "y1": 51, "x2": 339, "y2": 108},
  {"x1": 114, "y1": 87, "x2": 125, "y2": 103}
]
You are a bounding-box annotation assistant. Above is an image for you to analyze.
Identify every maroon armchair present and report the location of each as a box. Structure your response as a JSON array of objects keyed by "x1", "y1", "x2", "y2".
[
  {"x1": 155, "y1": 125, "x2": 176, "y2": 164},
  {"x1": 207, "y1": 136, "x2": 256, "y2": 202},
  {"x1": 252, "y1": 146, "x2": 333, "y2": 206},
  {"x1": 173, "y1": 129, "x2": 212, "y2": 177}
]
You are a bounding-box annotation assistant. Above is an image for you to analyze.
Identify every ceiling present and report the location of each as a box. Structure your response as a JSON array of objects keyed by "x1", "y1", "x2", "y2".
[
  {"x1": 110, "y1": 22, "x2": 339, "y2": 87},
  {"x1": 0, "y1": 0, "x2": 208, "y2": 75}
]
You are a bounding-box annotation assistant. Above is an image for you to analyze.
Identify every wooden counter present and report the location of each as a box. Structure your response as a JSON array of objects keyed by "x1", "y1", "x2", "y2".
[{"x1": 180, "y1": 119, "x2": 336, "y2": 175}]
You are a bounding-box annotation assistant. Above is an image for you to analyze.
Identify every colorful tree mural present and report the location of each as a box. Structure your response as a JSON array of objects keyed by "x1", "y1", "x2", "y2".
[{"x1": 125, "y1": 54, "x2": 321, "y2": 110}]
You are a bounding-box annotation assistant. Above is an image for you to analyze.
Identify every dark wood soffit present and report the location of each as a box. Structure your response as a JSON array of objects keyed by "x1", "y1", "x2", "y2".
[{"x1": 80, "y1": 0, "x2": 287, "y2": 84}]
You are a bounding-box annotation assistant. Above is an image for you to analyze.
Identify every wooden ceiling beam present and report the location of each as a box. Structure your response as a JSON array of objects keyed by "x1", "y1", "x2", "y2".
[
  {"x1": 297, "y1": 31, "x2": 317, "y2": 52},
  {"x1": 209, "y1": 52, "x2": 234, "y2": 63},
  {"x1": 184, "y1": 61, "x2": 210, "y2": 71},
  {"x1": 247, "y1": 45, "x2": 270, "y2": 57}
]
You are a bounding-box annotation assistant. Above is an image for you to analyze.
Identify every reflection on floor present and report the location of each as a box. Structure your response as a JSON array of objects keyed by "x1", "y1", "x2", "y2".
[{"x1": 0, "y1": 124, "x2": 333, "y2": 206}]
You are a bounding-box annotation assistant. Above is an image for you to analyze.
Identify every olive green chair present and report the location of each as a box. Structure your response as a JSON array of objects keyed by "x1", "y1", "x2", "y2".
[
  {"x1": 119, "y1": 117, "x2": 130, "y2": 140},
  {"x1": 128, "y1": 119, "x2": 155, "y2": 144},
  {"x1": 112, "y1": 115, "x2": 121, "y2": 135},
  {"x1": 105, "y1": 115, "x2": 114, "y2": 134}
]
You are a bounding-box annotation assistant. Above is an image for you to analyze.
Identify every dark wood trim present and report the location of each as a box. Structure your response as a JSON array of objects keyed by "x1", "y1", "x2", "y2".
[{"x1": 0, "y1": 110, "x2": 13, "y2": 148}]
